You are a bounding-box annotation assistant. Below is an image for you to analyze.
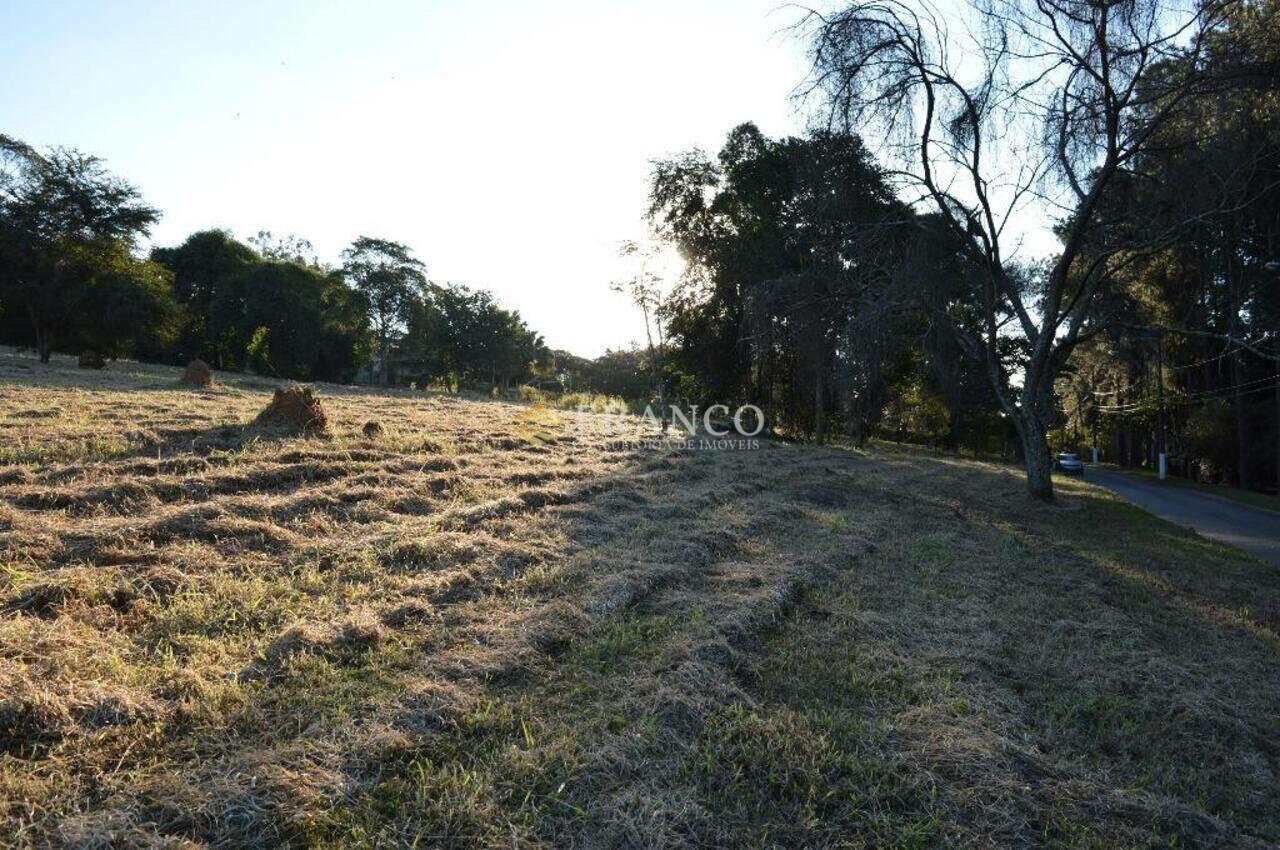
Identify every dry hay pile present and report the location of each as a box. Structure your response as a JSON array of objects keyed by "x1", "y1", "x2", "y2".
[
  {"x1": 77, "y1": 350, "x2": 105, "y2": 370},
  {"x1": 180, "y1": 359, "x2": 213, "y2": 387},
  {"x1": 252, "y1": 385, "x2": 329, "y2": 437}
]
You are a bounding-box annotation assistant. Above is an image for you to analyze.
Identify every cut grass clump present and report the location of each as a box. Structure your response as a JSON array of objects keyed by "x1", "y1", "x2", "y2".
[
  {"x1": 0, "y1": 686, "x2": 73, "y2": 757},
  {"x1": 77, "y1": 350, "x2": 105, "y2": 370},
  {"x1": 4, "y1": 581, "x2": 78, "y2": 618},
  {"x1": 380, "y1": 534, "x2": 478, "y2": 573},
  {"x1": 248, "y1": 611, "x2": 388, "y2": 680}
]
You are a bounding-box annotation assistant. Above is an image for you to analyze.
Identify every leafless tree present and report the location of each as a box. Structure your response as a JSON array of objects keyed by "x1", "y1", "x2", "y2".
[
  {"x1": 612, "y1": 240, "x2": 672, "y2": 430},
  {"x1": 802, "y1": 0, "x2": 1237, "y2": 499}
]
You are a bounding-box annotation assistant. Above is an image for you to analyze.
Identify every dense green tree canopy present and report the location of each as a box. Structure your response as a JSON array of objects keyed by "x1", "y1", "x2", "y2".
[
  {"x1": 342, "y1": 237, "x2": 427, "y2": 386},
  {"x1": 646, "y1": 123, "x2": 1002, "y2": 445},
  {"x1": 397, "y1": 282, "x2": 546, "y2": 391},
  {"x1": 0, "y1": 134, "x2": 166, "y2": 362}
]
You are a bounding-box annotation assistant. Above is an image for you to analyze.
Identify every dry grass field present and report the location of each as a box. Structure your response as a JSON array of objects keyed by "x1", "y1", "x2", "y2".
[{"x1": 1, "y1": 351, "x2": 1278, "y2": 849}]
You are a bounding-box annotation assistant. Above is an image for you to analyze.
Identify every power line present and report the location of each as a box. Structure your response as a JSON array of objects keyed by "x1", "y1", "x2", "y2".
[
  {"x1": 1166, "y1": 346, "x2": 1242, "y2": 371},
  {"x1": 1093, "y1": 375, "x2": 1280, "y2": 413},
  {"x1": 1095, "y1": 376, "x2": 1280, "y2": 411}
]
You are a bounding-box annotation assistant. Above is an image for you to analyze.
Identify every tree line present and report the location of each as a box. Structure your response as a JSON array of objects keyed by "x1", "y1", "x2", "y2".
[
  {"x1": 4, "y1": 0, "x2": 1276, "y2": 501},
  {"x1": 0, "y1": 134, "x2": 548, "y2": 389},
  {"x1": 641, "y1": 0, "x2": 1279, "y2": 499}
]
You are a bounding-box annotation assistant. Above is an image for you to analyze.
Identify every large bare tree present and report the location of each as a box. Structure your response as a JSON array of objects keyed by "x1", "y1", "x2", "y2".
[{"x1": 803, "y1": 0, "x2": 1236, "y2": 499}]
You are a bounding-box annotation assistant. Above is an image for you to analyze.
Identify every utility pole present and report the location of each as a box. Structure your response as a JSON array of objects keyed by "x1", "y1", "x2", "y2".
[
  {"x1": 1267, "y1": 254, "x2": 1280, "y2": 496},
  {"x1": 1156, "y1": 333, "x2": 1167, "y2": 481}
]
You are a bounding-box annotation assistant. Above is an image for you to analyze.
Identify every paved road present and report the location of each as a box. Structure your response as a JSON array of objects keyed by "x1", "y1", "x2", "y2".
[{"x1": 1085, "y1": 468, "x2": 1280, "y2": 565}]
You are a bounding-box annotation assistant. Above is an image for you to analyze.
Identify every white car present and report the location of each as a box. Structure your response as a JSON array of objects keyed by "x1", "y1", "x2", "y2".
[{"x1": 1056, "y1": 452, "x2": 1084, "y2": 475}]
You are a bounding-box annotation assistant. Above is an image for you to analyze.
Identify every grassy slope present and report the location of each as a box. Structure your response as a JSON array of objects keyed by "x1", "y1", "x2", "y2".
[{"x1": 1, "y1": 352, "x2": 1277, "y2": 849}]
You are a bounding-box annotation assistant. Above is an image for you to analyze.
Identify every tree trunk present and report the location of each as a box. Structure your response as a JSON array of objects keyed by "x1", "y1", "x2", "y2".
[
  {"x1": 813, "y1": 368, "x2": 825, "y2": 445},
  {"x1": 1226, "y1": 261, "x2": 1250, "y2": 490},
  {"x1": 36, "y1": 327, "x2": 51, "y2": 363},
  {"x1": 378, "y1": 334, "x2": 389, "y2": 387},
  {"x1": 1018, "y1": 412, "x2": 1054, "y2": 501},
  {"x1": 1231, "y1": 349, "x2": 1249, "y2": 490},
  {"x1": 28, "y1": 307, "x2": 52, "y2": 363},
  {"x1": 654, "y1": 371, "x2": 668, "y2": 434}
]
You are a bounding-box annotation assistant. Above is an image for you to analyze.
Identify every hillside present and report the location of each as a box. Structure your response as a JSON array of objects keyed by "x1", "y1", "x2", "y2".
[{"x1": 1, "y1": 352, "x2": 1278, "y2": 848}]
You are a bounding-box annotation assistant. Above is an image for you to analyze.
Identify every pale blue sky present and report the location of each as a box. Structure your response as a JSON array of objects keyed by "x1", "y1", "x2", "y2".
[{"x1": 2, "y1": 0, "x2": 816, "y2": 355}]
